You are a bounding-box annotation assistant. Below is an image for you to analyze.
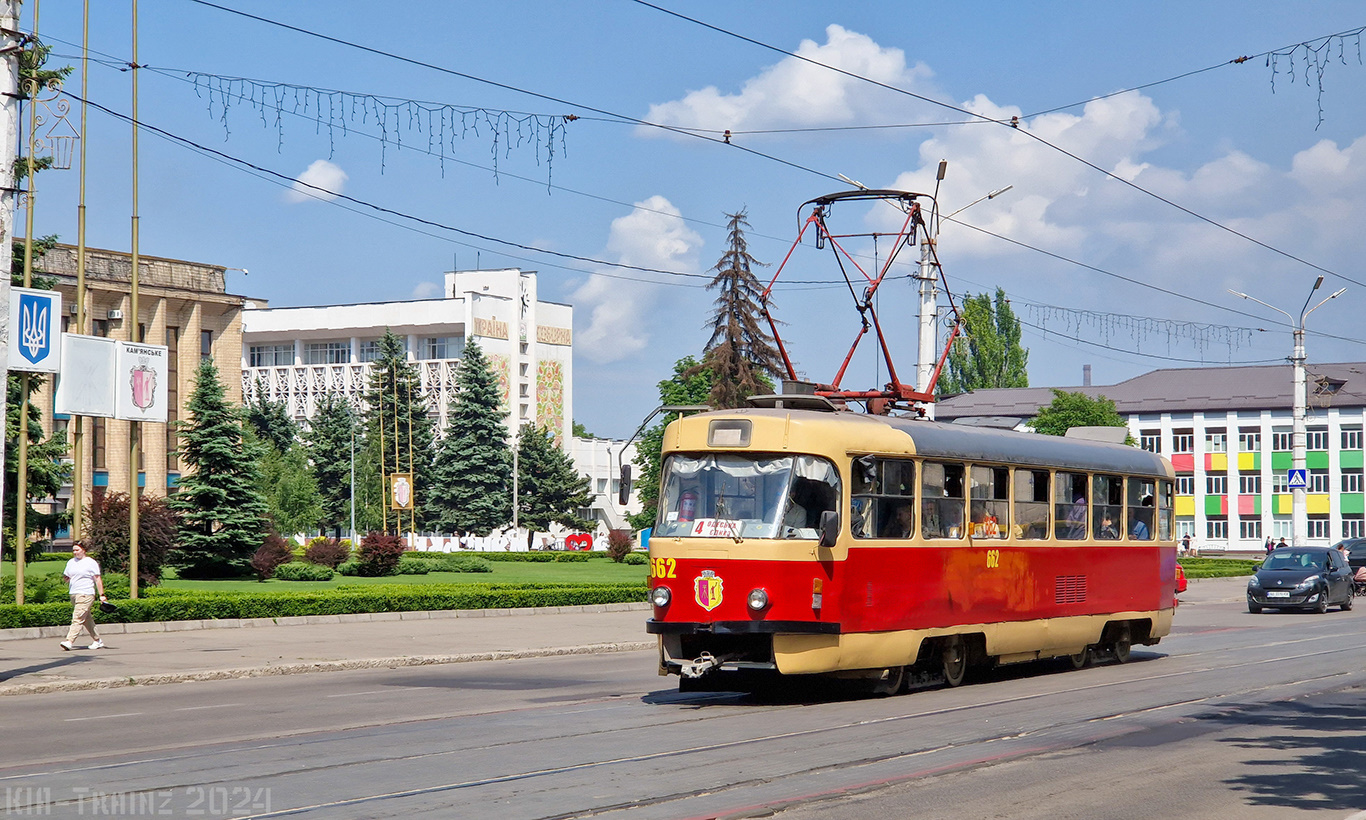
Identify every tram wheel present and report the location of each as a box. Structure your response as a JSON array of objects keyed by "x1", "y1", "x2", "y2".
[
  {"x1": 871, "y1": 666, "x2": 905, "y2": 696},
  {"x1": 1068, "y1": 647, "x2": 1091, "y2": 670},
  {"x1": 1111, "y1": 640, "x2": 1132, "y2": 664},
  {"x1": 941, "y1": 637, "x2": 968, "y2": 687}
]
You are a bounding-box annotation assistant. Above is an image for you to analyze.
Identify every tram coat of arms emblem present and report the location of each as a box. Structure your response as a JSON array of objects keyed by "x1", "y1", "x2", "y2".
[{"x1": 694, "y1": 570, "x2": 723, "y2": 611}]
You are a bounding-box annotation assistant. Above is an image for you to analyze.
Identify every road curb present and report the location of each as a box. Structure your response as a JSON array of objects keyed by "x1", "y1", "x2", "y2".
[
  {"x1": 0, "y1": 640, "x2": 658, "y2": 697},
  {"x1": 0, "y1": 601, "x2": 651, "y2": 642}
]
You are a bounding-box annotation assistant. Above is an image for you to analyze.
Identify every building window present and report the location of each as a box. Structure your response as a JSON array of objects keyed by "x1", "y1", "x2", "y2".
[
  {"x1": 1205, "y1": 430, "x2": 1227, "y2": 453},
  {"x1": 1175, "y1": 475, "x2": 1195, "y2": 495},
  {"x1": 422, "y1": 336, "x2": 462, "y2": 360},
  {"x1": 93, "y1": 417, "x2": 106, "y2": 470},
  {"x1": 1172, "y1": 430, "x2": 1194, "y2": 453},
  {"x1": 1272, "y1": 473, "x2": 1289, "y2": 493},
  {"x1": 358, "y1": 340, "x2": 381, "y2": 362},
  {"x1": 1139, "y1": 430, "x2": 1161, "y2": 453},
  {"x1": 1238, "y1": 428, "x2": 1261, "y2": 452},
  {"x1": 1239, "y1": 519, "x2": 1262, "y2": 540},
  {"x1": 1238, "y1": 474, "x2": 1261, "y2": 495},
  {"x1": 248, "y1": 343, "x2": 294, "y2": 367},
  {"x1": 1308, "y1": 517, "x2": 1331, "y2": 539},
  {"x1": 1272, "y1": 429, "x2": 1292, "y2": 451},
  {"x1": 1272, "y1": 517, "x2": 1292, "y2": 540},
  {"x1": 1206, "y1": 518, "x2": 1228, "y2": 540},
  {"x1": 201, "y1": 329, "x2": 213, "y2": 360},
  {"x1": 93, "y1": 319, "x2": 108, "y2": 337},
  {"x1": 167, "y1": 327, "x2": 180, "y2": 473},
  {"x1": 1205, "y1": 474, "x2": 1227, "y2": 495},
  {"x1": 1307, "y1": 428, "x2": 1329, "y2": 451},
  {"x1": 1344, "y1": 471, "x2": 1364, "y2": 494},
  {"x1": 1343, "y1": 426, "x2": 1363, "y2": 451},
  {"x1": 1176, "y1": 520, "x2": 1196, "y2": 539},
  {"x1": 1344, "y1": 517, "x2": 1366, "y2": 539},
  {"x1": 304, "y1": 341, "x2": 350, "y2": 365},
  {"x1": 1309, "y1": 470, "x2": 1330, "y2": 493}
]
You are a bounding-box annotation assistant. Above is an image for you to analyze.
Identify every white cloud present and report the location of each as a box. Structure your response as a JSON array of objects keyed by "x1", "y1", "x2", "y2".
[
  {"x1": 642, "y1": 24, "x2": 933, "y2": 135},
  {"x1": 571, "y1": 196, "x2": 704, "y2": 363},
  {"x1": 285, "y1": 160, "x2": 348, "y2": 203},
  {"x1": 411, "y1": 281, "x2": 441, "y2": 299}
]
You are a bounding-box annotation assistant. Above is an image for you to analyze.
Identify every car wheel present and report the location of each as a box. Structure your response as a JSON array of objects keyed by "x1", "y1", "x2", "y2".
[
  {"x1": 1315, "y1": 589, "x2": 1330, "y2": 614},
  {"x1": 1342, "y1": 593, "x2": 1353, "y2": 612},
  {"x1": 1248, "y1": 600, "x2": 1262, "y2": 614}
]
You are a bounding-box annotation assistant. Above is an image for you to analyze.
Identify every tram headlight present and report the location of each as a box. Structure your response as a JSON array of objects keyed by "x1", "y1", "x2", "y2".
[
  {"x1": 651, "y1": 586, "x2": 671, "y2": 608},
  {"x1": 747, "y1": 588, "x2": 769, "y2": 611}
]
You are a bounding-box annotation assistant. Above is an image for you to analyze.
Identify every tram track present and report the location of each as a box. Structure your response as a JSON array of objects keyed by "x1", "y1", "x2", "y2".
[{"x1": 9, "y1": 621, "x2": 1366, "y2": 819}]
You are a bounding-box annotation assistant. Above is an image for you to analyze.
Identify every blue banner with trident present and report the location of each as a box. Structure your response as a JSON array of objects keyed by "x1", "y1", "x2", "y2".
[{"x1": 7, "y1": 286, "x2": 62, "y2": 373}]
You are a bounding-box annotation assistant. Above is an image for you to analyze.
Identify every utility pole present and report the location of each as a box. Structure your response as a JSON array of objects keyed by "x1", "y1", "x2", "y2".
[{"x1": 0, "y1": 0, "x2": 20, "y2": 567}]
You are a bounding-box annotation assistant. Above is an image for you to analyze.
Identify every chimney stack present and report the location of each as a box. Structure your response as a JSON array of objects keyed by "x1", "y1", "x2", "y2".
[{"x1": 1082, "y1": 364, "x2": 1092, "y2": 387}]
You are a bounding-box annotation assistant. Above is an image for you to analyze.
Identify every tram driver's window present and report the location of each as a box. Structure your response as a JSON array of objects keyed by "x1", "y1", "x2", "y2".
[
  {"x1": 1015, "y1": 469, "x2": 1050, "y2": 539},
  {"x1": 1093, "y1": 475, "x2": 1123, "y2": 540},
  {"x1": 970, "y1": 466, "x2": 1009, "y2": 539},
  {"x1": 851, "y1": 456, "x2": 915, "y2": 539},
  {"x1": 1128, "y1": 478, "x2": 1156, "y2": 541},
  {"x1": 922, "y1": 462, "x2": 966, "y2": 539},
  {"x1": 780, "y1": 455, "x2": 842, "y2": 540},
  {"x1": 1055, "y1": 472, "x2": 1088, "y2": 540}
]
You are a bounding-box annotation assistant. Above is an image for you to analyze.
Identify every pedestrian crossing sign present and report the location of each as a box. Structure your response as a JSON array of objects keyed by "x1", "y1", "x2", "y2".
[{"x1": 1287, "y1": 469, "x2": 1308, "y2": 490}]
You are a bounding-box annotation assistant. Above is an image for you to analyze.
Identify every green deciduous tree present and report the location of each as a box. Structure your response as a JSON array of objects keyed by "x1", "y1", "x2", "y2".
[
  {"x1": 1030, "y1": 389, "x2": 1130, "y2": 439},
  {"x1": 627, "y1": 356, "x2": 714, "y2": 531},
  {"x1": 361, "y1": 331, "x2": 436, "y2": 533},
  {"x1": 516, "y1": 423, "x2": 594, "y2": 546},
  {"x1": 692, "y1": 210, "x2": 785, "y2": 409},
  {"x1": 305, "y1": 394, "x2": 359, "y2": 534},
  {"x1": 939, "y1": 288, "x2": 1029, "y2": 395},
  {"x1": 167, "y1": 359, "x2": 270, "y2": 578},
  {"x1": 429, "y1": 340, "x2": 512, "y2": 535},
  {"x1": 258, "y1": 441, "x2": 324, "y2": 537}
]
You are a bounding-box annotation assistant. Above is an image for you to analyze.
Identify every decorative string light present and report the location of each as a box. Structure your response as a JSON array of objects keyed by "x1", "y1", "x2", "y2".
[
  {"x1": 1024, "y1": 303, "x2": 1257, "y2": 362},
  {"x1": 182, "y1": 71, "x2": 574, "y2": 182},
  {"x1": 1265, "y1": 26, "x2": 1365, "y2": 129}
]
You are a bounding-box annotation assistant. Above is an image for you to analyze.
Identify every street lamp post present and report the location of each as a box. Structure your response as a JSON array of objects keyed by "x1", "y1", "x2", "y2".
[{"x1": 1229, "y1": 277, "x2": 1346, "y2": 546}]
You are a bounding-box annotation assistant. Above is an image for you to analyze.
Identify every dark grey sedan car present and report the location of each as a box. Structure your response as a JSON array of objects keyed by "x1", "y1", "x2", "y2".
[{"x1": 1248, "y1": 547, "x2": 1355, "y2": 613}]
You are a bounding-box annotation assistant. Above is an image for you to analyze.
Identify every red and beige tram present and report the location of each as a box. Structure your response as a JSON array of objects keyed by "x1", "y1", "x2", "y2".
[{"x1": 646, "y1": 395, "x2": 1178, "y2": 692}]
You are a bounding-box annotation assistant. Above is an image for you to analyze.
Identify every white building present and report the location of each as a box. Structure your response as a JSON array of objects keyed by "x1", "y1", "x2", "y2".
[
  {"x1": 241, "y1": 268, "x2": 573, "y2": 446},
  {"x1": 570, "y1": 436, "x2": 643, "y2": 533}
]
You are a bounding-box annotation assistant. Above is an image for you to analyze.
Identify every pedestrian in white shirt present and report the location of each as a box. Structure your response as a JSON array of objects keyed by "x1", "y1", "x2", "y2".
[{"x1": 60, "y1": 543, "x2": 106, "y2": 651}]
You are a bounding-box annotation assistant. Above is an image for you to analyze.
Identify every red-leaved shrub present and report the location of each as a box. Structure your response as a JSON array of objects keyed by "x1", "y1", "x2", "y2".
[
  {"x1": 251, "y1": 534, "x2": 295, "y2": 580},
  {"x1": 304, "y1": 537, "x2": 350, "y2": 568},
  {"x1": 357, "y1": 531, "x2": 405, "y2": 577}
]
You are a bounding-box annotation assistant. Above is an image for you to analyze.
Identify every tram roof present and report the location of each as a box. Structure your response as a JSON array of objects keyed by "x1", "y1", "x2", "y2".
[{"x1": 699, "y1": 408, "x2": 1170, "y2": 477}]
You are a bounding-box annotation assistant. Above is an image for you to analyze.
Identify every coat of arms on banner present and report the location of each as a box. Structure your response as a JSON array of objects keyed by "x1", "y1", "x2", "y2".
[
  {"x1": 130, "y1": 365, "x2": 157, "y2": 410},
  {"x1": 18, "y1": 292, "x2": 50, "y2": 364},
  {"x1": 390, "y1": 473, "x2": 414, "y2": 510}
]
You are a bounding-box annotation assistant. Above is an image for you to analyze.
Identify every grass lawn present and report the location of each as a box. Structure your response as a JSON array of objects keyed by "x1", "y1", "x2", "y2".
[{"x1": 6, "y1": 556, "x2": 648, "y2": 594}]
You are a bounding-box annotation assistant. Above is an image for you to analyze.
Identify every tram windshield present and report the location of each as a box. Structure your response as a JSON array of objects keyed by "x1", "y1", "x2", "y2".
[{"x1": 655, "y1": 453, "x2": 840, "y2": 540}]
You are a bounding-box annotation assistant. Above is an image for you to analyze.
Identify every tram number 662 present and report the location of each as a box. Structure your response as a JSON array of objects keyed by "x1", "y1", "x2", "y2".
[
  {"x1": 651, "y1": 557, "x2": 677, "y2": 578},
  {"x1": 985, "y1": 549, "x2": 1000, "y2": 569}
]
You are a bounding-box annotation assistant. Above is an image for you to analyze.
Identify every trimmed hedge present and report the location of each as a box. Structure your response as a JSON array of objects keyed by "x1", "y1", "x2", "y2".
[
  {"x1": 0, "y1": 582, "x2": 648, "y2": 629},
  {"x1": 1180, "y1": 556, "x2": 1260, "y2": 578},
  {"x1": 272, "y1": 562, "x2": 336, "y2": 582},
  {"x1": 407, "y1": 551, "x2": 598, "y2": 563}
]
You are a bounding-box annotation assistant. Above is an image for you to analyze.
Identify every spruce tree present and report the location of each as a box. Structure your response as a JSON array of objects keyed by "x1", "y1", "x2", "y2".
[
  {"x1": 429, "y1": 340, "x2": 512, "y2": 535},
  {"x1": 693, "y1": 210, "x2": 785, "y2": 409},
  {"x1": 245, "y1": 384, "x2": 298, "y2": 453},
  {"x1": 167, "y1": 359, "x2": 270, "y2": 578},
  {"x1": 516, "y1": 423, "x2": 594, "y2": 546},
  {"x1": 360, "y1": 331, "x2": 436, "y2": 533},
  {"x1": 305, "y1": 393, "x2": 359, "y2": 533}
]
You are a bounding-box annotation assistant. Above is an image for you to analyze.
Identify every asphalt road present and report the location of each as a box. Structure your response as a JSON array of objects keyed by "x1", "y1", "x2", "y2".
[{"x1": 6, "y1": 593, "x2": 1366, "y2": 819}]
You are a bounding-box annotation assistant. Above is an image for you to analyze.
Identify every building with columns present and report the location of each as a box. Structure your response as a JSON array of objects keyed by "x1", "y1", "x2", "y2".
[
  {"x1": 32, "y1": 243, "x2": 250, "y2": 517},
  {"x1": 934, "y1": 363, "x2": 1366, "y2": 551},
  {"x1": 241, "y1": 267, "x2": 574, "y2": 448}
]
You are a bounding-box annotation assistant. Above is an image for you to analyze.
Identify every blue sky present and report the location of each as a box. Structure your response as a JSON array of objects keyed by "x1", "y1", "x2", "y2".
[{"x1": 23, "y1": 1, "x2": 1366, "y2": 437}]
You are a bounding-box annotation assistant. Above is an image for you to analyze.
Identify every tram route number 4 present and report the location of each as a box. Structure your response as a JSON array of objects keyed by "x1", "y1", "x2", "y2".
[{"x1": 690, "y1": 518, "x2": 741, "y2": 538}]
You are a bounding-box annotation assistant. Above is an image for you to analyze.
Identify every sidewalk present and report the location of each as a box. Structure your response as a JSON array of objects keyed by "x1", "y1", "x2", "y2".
[
  {"x1": 0, "y1": 603, "x2": 655, "y2": 696},
  {"x1": 1178, "y1": 574, "x2": 1249, "y2": 605}
]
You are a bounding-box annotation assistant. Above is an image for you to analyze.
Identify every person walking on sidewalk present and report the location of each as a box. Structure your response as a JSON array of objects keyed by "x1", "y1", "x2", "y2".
[{"x1": 60, "y1": 543, "x2": 107, "y2": 651}]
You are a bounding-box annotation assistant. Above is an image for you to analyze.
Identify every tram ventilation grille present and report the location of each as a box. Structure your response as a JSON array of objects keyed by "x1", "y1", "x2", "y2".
[{"x1": 1055, "y1": 575, "x2": 1088, "y2": 604}]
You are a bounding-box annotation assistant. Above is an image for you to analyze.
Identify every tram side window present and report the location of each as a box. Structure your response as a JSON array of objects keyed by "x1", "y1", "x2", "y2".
[
  {"x1": 1093, "y1": 475, "x2": 1123, "y2": 540},
  {"x1": 851, "y1": 456, "x2": 915, "y2": 539},
  {"x1": 1128, "y1": 478, "x2": 1156, "y2": 541},
  {"x1": 781, "y1": 456, "x2": 843, "y2": 540},
  {"x1": 1158, "y1": 480, "x2": 1175, "y2": 540},
  {"x1": 922, "y1": 462, "x2": 966, "y2": 539},
  {"x1": 1014, "y1": 469, "x2": 1050, "y2": 540},
  {"x1": 969, "y1": 466, "x2": 1009, "y2": 539},
  {"x1": 1055, "y1": 472, "x2": 1088, "y2": 540}
]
